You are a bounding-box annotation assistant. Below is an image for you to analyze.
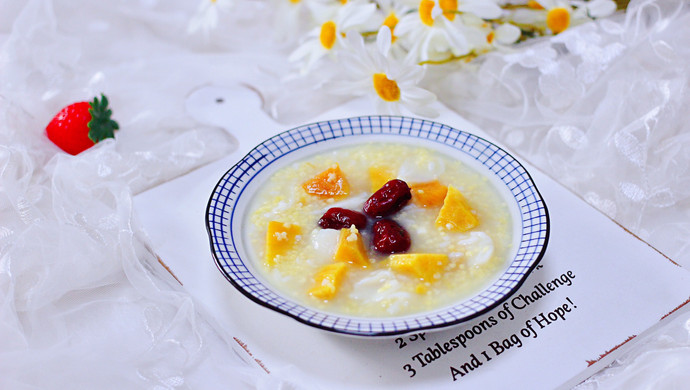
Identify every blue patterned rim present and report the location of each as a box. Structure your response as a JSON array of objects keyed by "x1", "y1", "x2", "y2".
[{"x1": 206, "y1": 116, "x2": 549, "y2": 336}]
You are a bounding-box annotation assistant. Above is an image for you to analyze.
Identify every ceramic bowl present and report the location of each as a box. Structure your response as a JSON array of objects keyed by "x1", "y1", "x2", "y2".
[{"x1": 206, "y1": 116, "x2": 549, "y2": 336}]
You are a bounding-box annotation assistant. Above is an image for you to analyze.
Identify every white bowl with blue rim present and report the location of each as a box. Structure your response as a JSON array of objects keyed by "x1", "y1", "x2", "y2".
[{"x1": 206, "y1": 116, "x2": 549, "y2": 337}]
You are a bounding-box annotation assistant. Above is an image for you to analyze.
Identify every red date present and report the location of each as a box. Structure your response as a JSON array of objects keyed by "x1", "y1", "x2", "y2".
[
  {"x1": 363, "y1": 179, "x2": 411, "y2": 218},
  {"x1": 318, "y1": 207, "x2": 368, "y2": 230},
  {"x1": 372, "y1": 219, "x2": 411, "y2": 254}
]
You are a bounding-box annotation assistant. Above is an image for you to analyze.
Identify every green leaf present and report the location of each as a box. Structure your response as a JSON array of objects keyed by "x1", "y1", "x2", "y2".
[{"x1": 87, "y1": 93, "x2": 119, "y2": 144}]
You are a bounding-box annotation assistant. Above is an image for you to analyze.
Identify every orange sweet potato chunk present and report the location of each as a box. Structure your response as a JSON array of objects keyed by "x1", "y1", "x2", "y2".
[
  {"x1": 333, "y1": 226, "x2": 369, "y2": 267},
  {"x1": 368, "y1": 166, "x2": 395, "y2": 193},
  {"x1": 308, "y1": 262, "x2": 349, "y2": 300},
  {"x1": 302, "y1": 164, "x2": 350, "y2": 199},
  {"x1": 265, "y1": 221, "x2": 301, "y2": 266},
  {"x1": 435, "y1": 186, "x2": 479, "y2": 232},
  {"x1": 388, "y1": 253, "x2": 449, "y2": 281},
  {"x1": 411, "y1": 180, "x2": 448, "y2": 208}
]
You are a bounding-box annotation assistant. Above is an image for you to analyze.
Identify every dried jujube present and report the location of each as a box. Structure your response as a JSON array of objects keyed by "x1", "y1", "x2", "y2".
[
  {"x1": 372, "y1": 219, "x2": 411, "y2": 254},
  {"x1": 318, "y1": 207, "x2": 368, "y2": 230},
  {"x1": 363, "y1": 179, "x2": 411, "y2": 218}
]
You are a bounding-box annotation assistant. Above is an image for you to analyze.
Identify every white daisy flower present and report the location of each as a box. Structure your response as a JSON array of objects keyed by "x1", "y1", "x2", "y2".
[
  {"x1": 462, "y1": 14, "x2": 522, "y2": 54},
  {"x1": 289, "y1": 1, "x2": 377, "y2": 73},
  {"x1": 395, "y1": 0, "x2": 473, "y2": 63},
  {"x1": 332, "y1": 26, "x2": 438, "y2": 117},
  {"x1": 373, "y1": 0, "x2": 412, "y2": 45},
  {"x1": 538, "y1": 0, "x2": 576, "y2": 34},
  {"x1": 571, "y1": 0, "x2": 617, "y2": 18},
  {"x1": 187, "y1": 0, "x2": 233, "y2": 36},
  {"x1": 514, "y1": 0, "x2": 616, "y2": 35},
  {"x1": 437, "y1": 0, "x2": 503, "y2": 20},
  {"x1": 492, "y1": 22, "x2": 521, "y2": 44}
]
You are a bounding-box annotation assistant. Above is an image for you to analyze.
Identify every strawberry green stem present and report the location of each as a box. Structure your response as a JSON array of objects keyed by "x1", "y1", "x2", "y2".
[{"x1": 87, "y1": 94, "x2": 119, "y2": 143}]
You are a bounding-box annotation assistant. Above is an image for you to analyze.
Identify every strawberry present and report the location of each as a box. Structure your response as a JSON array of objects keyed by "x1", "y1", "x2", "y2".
[{"x1": 46, "y1": 94, "x2": 119, "y2": 155}]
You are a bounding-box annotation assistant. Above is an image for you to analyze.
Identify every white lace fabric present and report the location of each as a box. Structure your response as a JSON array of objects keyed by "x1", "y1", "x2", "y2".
[
  {"x1": 0, "y1": 0, "x2": 289, "y2": 389},
  {"x1": 433, "y1": 1, "x2": 690, "y2": 387}
]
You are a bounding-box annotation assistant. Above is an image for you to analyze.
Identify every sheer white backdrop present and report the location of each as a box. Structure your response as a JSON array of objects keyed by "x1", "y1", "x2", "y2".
[{"x1": 1, "y1": 0, "x2": 689, "y2": 388}]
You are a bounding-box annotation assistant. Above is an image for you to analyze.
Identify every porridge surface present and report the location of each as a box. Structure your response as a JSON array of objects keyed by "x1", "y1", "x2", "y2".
[{"x1": 247, "y1": 143, "x2": 512, "y2": 317}]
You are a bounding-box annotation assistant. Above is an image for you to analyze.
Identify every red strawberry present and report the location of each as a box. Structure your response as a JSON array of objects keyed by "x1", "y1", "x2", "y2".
[{"x1": 46, "y1": 94, "x2": 119, "y2": 155}]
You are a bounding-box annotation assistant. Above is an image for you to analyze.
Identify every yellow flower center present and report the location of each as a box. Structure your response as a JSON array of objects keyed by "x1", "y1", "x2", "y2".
[
  {"x1": 546, "y1": 7, "x2": 570, "y2": 34},
  {"x1": 320, "y1": 21, "x2": 337, "y2": 49},
  {"x1": 439, "y1": 0, "x2": 457, "y2": 21},
  {"x1": 419, "y1": 0, "x2": 435, "y2": 27},
  {"x1": 383, "y1": 12, "x2": 399, "y2": 32},
  {"x1": 373, "y1": 73, "x2": 401, "y2": 102},
  {"x1": 527, "y1": 0, "x2": 544, "y2": 9},
  {"x1": 289, "y1": 0, "x2": 300, "y2": 4},
  {"x1": 383, "y1": 12, "x2": 399, "y2": 42},
  {"x1": 486, "y1": 31, "x2": 495, "y2": 44}
]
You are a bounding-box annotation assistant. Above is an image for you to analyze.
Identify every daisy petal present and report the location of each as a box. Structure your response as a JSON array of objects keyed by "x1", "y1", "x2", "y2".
[
  {"x1": 339, "y1": 52, "x2": 371, "y2": 78},
  {"x1": 586, "y1": 0, "x2": 617, "y2": 18},
  {"x1": 330, "y1": 78, "x2": 370, "y2": 96},
  {"x1": 289, "y1": 41, "x2": 316, "y2": 63},
  {"x1": 444, "y1": 25, "x2": 470, "y2": 55},
  {"x1": 341, "y1": 3, "x2": 377, "y2": 30},
  {"x1": 535, "y1": 0, "x2": 558, "y2": 9},
  {"x1": 393, "y1": 15, "x2": 415, "y2": 37},
  {"x1": 377, "y1": 26, "x2": 393, "y2": 57},
  {"x1": 403, "y1": 86, "x2": 436, "y2": 103},
  {"x1": 458, "y1": 1, "x2": 502, "y2": 20},
  {"x1": 495, "y1": 23, "x2": 521, "y2": 45},
  {"x1": 404, "y1": 101, "x2": 439, "y2": 118},
  {"x1": 431, "y1": 3, "x2": 443, "y2": 19},
  {"x1": 391, "y1": 65, "x2": 425, "y2": 84}
]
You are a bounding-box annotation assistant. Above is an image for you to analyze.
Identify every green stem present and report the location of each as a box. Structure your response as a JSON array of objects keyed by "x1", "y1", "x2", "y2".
[{"x1": 419, "y1": 52, "x2": 477, "y2": 66}]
